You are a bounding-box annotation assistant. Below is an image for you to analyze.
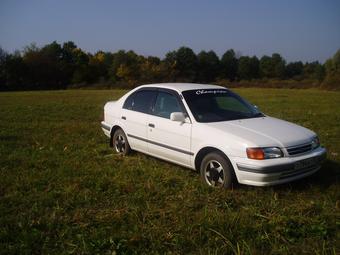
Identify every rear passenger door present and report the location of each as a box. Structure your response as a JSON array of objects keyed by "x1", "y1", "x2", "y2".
[
  {"x1": 147, "y1": 90, "x2": 192, "y2": 166},
  {"x1": 120, "y1": 89, "x2": 157, "y2": 152}
]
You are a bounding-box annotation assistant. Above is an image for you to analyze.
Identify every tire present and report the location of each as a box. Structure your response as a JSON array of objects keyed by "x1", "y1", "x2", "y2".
[
  {"x1": 112, "y1": 129, "x2": 131, "y2": 155},
  {"x1": 200, "y1": 152, "x2": 234, "y2": 188}
]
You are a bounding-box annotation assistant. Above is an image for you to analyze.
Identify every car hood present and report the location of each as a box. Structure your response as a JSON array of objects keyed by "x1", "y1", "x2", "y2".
[{"x1": 207, "y1": 116, "x2": 315, "y2": 148}]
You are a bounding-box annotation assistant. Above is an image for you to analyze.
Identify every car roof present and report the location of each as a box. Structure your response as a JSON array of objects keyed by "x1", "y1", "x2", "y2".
[{"x1": 139, "y1": 83, "x2": 226, "y2": 93}]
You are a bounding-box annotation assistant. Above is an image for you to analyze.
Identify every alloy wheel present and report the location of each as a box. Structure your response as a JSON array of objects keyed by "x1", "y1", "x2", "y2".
[
  {"x1": 204, "y1": 160, "x2": 225, "y2": 187},
  {"x1": 114, "y1": 134, "x2": 126, "y2": 153}
]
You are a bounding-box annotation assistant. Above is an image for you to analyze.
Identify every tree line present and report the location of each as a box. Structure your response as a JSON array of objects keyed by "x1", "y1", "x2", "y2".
[{"x1": 0, "y1": 41, "x2": 339, "y2": 91}]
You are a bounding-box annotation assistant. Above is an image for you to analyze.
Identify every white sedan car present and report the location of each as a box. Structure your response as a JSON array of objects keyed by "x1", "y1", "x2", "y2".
[{"x1": 101, "y1": 83, "x2": 326, "y2": 188}]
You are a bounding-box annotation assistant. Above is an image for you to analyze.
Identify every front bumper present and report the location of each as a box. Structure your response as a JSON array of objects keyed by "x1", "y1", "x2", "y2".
[
  {"x1": 101, "y1": 121, "x2": 112, "y2": 138},
  {"x1": 232, "y1": 147, "x2": 327, "y2": 186}
]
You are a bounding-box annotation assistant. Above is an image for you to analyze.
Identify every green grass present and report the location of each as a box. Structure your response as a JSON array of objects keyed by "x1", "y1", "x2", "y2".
[{"x1": 0, "y1": 88, "x2": 339, "y2": 254}]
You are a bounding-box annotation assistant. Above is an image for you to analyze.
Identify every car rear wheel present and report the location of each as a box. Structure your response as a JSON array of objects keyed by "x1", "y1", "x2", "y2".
[
  {"x1": 112, "y1": 129, "x2": 131, "y2": 155},
  {"x1": 200, "y1": 152, "x2": 234, "y2": 188}
]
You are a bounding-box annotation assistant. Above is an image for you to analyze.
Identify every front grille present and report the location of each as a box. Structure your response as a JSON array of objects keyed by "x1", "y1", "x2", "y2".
[{"x1": 287, "y1": 143, "x2": 312, "y2": 155}]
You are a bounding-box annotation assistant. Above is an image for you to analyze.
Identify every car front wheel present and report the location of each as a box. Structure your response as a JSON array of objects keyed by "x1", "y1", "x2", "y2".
[{"x1": 200, "y1": 152, "x2": 234, "y2": 188}]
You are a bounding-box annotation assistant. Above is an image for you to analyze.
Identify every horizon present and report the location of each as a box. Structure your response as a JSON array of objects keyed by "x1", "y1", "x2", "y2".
[{"x1": 1, "y1": 0, "x2": 340, "y2": 63}]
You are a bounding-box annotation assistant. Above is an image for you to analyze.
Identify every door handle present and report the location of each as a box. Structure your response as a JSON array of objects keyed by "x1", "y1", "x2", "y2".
[
  {"x1": 148, "y1": 123, "x2": 155, "y2": 128},
  {"x1": 121, "y1": 116, "x2": 126, "y2": 120}
]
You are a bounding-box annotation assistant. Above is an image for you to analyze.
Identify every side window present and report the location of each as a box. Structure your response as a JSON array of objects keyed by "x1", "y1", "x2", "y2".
[
  {"x1": 123, "y1": 90, "x2": 157, "y2": 113},
  {"x1": 153, "y1": 92, "x2": 182, "y2": 119},
  {"x1": 131, "y1": 90, "x2": 157, "y2": 114},
  {"x1": 123, "y1": 94, "x2": 134, "y2": 110}
]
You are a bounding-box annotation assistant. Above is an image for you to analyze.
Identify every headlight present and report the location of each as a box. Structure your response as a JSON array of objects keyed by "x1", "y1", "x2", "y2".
[
  {"x1": 246, "y1": 147, "x2": 283, "y2": 160},
  {"x1": 311, "y1": 136, "x2": 320, "y2": 150}
]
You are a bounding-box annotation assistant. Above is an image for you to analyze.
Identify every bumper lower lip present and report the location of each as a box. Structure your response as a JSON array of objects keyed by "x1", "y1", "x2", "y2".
[{"x1": 236, "y1": 148, "x2": 327, "y2": 174}]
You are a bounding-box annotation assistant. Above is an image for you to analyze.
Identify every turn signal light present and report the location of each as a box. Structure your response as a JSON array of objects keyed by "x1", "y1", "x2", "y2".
[{"x1": 246, "y1": 148, "x2": 265, "y2": 160}]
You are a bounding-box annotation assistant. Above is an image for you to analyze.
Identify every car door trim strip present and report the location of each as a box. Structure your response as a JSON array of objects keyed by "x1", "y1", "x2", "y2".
[{"x1": 127, "y1": 133, "x2": 194, "y2": 156}]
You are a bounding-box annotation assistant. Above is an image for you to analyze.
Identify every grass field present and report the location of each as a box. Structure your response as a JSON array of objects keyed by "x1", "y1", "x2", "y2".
[{"x1": 0, "y1": 88, "x2": 339, "y2": 254}]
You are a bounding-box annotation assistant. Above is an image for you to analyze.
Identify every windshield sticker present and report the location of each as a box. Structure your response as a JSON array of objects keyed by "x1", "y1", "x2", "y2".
[{"x1": 196, "y1": 89, "x2": 228, "y2": 95}]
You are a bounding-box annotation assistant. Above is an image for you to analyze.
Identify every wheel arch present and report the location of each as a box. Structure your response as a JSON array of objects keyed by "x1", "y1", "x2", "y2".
[{"x1": 194, "y1": 146, "x2": 234, "y2": 172}]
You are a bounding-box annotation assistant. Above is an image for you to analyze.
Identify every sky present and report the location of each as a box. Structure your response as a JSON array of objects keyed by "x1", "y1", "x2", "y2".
[{"x1": 0, "y1": 0, "x2": 339, "y2": 63}]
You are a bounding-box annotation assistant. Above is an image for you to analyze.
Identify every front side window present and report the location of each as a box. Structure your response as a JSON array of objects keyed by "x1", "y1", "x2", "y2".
[
  {"x1": 182, "y1": 89, "x2": 263, "y2": 122},
  {"x1": 123, "y1": 90, "x2": 157, "y2": 114},
  {"x1": 153, "y1": 92, "x2": 183, "y2": 119}
]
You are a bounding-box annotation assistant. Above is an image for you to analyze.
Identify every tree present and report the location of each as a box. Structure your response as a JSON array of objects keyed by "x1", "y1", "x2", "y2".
[
  {"x1": 59, "y1": 41, "x2": 78, "y2": 84},
  {"x1": 196, "y1": 50, "x2": 220, "y2": 83},
  {"x1": 237, "y1": 56, "x2": 259, "y2": 80},
  {"x1": 165, "y1": 46, "x2": 198, "y2": 82},
  {"x1": 138, "y1": 56, "x2": 175, "y2": 84},
  {"x1": 259, "y1": 55, "x2": 272, "y2": 78},
  {"x1": 0, "y1": 40, "x2": 336, "y2": 90},
  {"x1": 272, "y1": 53, "x2": 286, "y2": 79},
  {"x1": 303, "y1": 61, "x2": 325, "y2": 81},
  {"x1": 146, "y1": 56, "x2": 161, "y2": 65},
  {"x1": 61, "y1": 41, "x2": 77, "y2": 63},
  {"x1": 260, "y1": 53, "x2": 286, "y2": 79},
  {"x1": 41, "y1": 41, "x2": 65, "y2": 88},
  {"x1": 0, "y1": 47, "x2": 6, "y2": 62},
  {"x1": 84, "y1": 51, "x2": 113, "y2": 83},
  {"x1": 70, "y1": 48, "x2": 91, "y2": 84},
  {"x1": 1, "y1": 50, "x2": 26, "y2": 91},
  {"x1": 109, "y1": 50, "x2": 142, "y2": 86},
  {"x1": 22, "y1": 41, "x2": 67, "y2": 89},
  {"x1": 285, "y1": 61, "x2": 303, "y2": 79},
  {"x1": 322, "y1": 49, "x2": 340, "y2": 90},
  {"x1": 0, "y1": 47, "x2": 8, "y2": 90},
  {"x1": 220, "y1": 49, "x2": 238, "y2": 81}
]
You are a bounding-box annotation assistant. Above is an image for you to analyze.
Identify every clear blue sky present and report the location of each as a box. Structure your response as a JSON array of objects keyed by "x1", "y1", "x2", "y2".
[{"x1": 1, "y1": 0, "x2": 339, "y2": 63}]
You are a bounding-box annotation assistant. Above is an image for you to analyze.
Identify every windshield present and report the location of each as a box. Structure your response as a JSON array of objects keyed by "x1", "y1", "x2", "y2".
[{"x1": 182, "y1": 89, "x2": 264, "y2": 123}]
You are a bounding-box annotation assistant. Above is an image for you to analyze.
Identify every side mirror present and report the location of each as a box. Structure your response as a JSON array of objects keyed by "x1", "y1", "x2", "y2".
[{"x1": 170, "y1": 112, "x2": 186, "y2": 122}]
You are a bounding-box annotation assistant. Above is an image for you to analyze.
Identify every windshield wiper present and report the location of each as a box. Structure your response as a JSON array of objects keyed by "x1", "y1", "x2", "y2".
[{"x1": 252, "y1": 112, "x2": 264, "y2": 117}]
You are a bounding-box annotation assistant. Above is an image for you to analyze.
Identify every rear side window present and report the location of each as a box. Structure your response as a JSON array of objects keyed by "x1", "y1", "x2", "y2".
[
  {"x1": 123, "y1": 94, "x2": 134, "y2": 110},
  {"x1": 123, "y1": 90, "x2": 157, "y2": 114}
]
